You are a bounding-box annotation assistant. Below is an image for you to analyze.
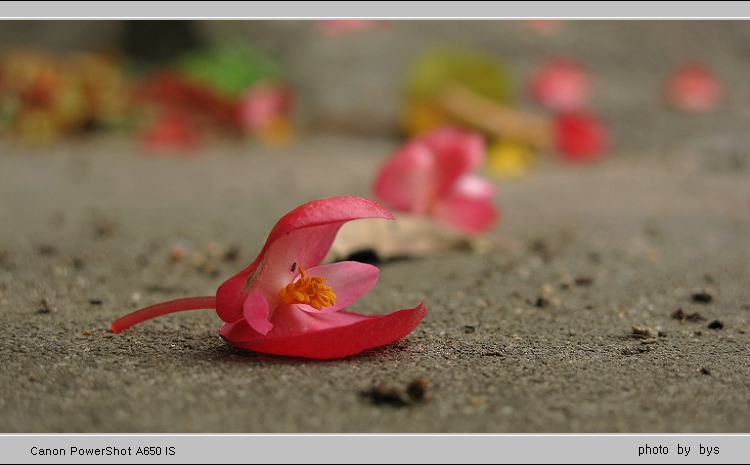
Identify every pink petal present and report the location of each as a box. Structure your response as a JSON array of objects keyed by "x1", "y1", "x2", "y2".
[
  {"x1": 295, "y1": 262, "x2": 379, "y2": 314},
  {"x1": 521, "y1": 20, "x2": 563, "y2": 36},
  {"x1": 431, "y1": 193, "x2": 499, "y2": 235},
  {"x1": 451, "y1": 174, "x2": 497, "y2": 201},
  {"x1": 372, "y1": 140, "x2": 435, "y2": 213},
  {"x1": 317, "y1": 20, "x2": 388, "y2": 37},
  {"x1": 238, "y1": 81, "x2": 292, "y2": 133},
  {"x1": 243, "y1": 292, "x2": 273, "y2": 335},
  {"x1": 664, "y1": 62, "x2": 722, "y2": 113},
  {"x1": 421, "y1": 126, "x2": 486, "y2": 199},
  {"x1": 142, "y1": 110, "x2": 202, "y2": 154},
  {"x1": 216, "y1": 197, "x2": 394, "y2": 324},
  {"x1": 372, "y1": 126, "x2": 487, "y2": 216},
  {"x1": 528, "y1": 57, "x2": 591, "y2": 112},
  {"x1": 219, "y1": 302, "x2": 427, "y2": 359},
  {"x1": 555, "y1": 112, "x2": 608, "y2": 162}
]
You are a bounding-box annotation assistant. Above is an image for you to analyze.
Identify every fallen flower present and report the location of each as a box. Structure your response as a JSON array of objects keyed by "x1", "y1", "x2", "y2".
[
  {"x1": 110, "y1": 196, "x2": 426, "y2": 359},
  {"x1": 237, "y1": 81, "x2": 293, "y2": 146},
  {"x1": 664, "y1": 62, "x2": 723, "y2": 113},
  {"x1": 554, "y1": 112, "x2": 608, "y2": 162},
  {"x1": 372, "y1": 126, "x2": 498, "y2": 235},
  {"x1": 520, "y1": 20, "x2": 563, "y2": 36},
  {"x1": 141, "y1": 109, "x2": 202, "y2": 154},
  {"x1": 317, "y1": 20, "x2": 389, "y2": 37},
  {"x1": 528, "y1": 57, "x2": 591, "y2": 112}
]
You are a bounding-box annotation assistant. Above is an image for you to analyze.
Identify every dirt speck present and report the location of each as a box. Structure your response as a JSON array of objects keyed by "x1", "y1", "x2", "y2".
[
  {"x1": 407, "y1": 378, "x2": 429, "y2": 402},
  {"x1": 91, "y1": 214, "x2": 118, "y2": 239},
  {"x1": 0, "y1": 248, "x2": 14, "y2": 269},
  {"x1": 223, "y1": 245, "x2": 241, "y2": 262},
  {"x1": 363, "y1": 378, "x2": 431, "y2": 407},
  {"x1": 691, "y1": 291, "x2": 713, "y2": 304},
  {"x1": 671, "y1": 308, "x2": 706, "y2": 322},
  {"x1": 361, "y1": 382, "x2": 409, "y2": 407},
  {"x1": 72, "y1": 253, "x2": 87, "y2": 269},
  {"x1": 37, "y1": 244, "x2": 58, "y2": 256}
]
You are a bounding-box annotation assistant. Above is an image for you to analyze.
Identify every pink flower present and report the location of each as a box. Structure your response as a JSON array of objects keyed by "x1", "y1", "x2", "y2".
[
  {"x1": 317, "y1": 20, "x2": 388, "y2": 37},
  {"x1": 520, "y1": 20, "x2": 563, "y2": 36},
  {"x1": 237, "y1": 81, "x2": 293, "y2": 134},
  {"x1": 555, "y1": 112, "x2": 608, "y2": 162},
  {"x1": 110, "y1": 196, "x2": 426, "y2": 359},
  {"x1": 141, "y1": 109, "x2": 203, "y2": 154},
  {"x1": 372, "y1": 126, "x2": 498, "y2": 235},
  {"x1": 664, "y1": 62, "x2": 723, "y2": 113},
  {"x1": 528, "y1": 57, "x2": 591, "y2": 112}
]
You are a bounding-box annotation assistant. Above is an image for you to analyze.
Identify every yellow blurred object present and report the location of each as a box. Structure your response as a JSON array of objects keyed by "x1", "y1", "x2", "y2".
[
  {"x1": 402, "y1": 49, "x2": 513, "y2": 138},
  {"x1": 401, "y1": 100, "x2": 452, "y2": 136},
  {"x1": 0, "y1": 49, "x2": 131, "y2": 144},
  {"x1": 16, "y1": 108, "x2": 61, "y2": 144},
  {"x1": 404, "y1": 50, "x2": 512, "y2": 105},
  {"x1": 485, "y1": 140, "x2": 534, "y2": 178},
  {"x1": 72, "y1": 53, "x2": 131, "y2": 126},
  {"x1": 256, "y1": 116, "x2": 293, "y2": 148}
]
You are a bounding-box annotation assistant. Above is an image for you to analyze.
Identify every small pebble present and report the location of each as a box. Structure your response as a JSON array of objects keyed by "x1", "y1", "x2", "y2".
[
  {"x1": 39, "y1": 297, "x2": 57, "y2": 314},
  {"x1": 169, "y1": 243, "x2": 186, "y2": 262}
]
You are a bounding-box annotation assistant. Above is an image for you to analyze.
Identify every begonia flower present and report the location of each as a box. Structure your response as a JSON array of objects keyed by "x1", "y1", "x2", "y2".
[
  {"x1": 555, "y1": 111, "x2": 608, "y2": 162},
  {"x1": 664, "y1": 62, "x2": 723, "y2": 113},
  {"x1": 373, "y1": 126, "x2": 498, "y2": 235},
  {"x1": 520, "y1": 20, "x2": 563, "y2": 36},
  {"x1": 317, "y1": 20, "x2": 388, "y2": 37},
  {"x1": 141, "y1": 109, "x2": 202, "y2": 154},
  {"x1": 237, "y1": 81, "x2": 293, "y2": 146},
  {"x1": 528, "y1": 57, "x2": 591, "y2": 112},
  {"x1": 110, "y1": 196, "x2": 426, "y2": 359}
]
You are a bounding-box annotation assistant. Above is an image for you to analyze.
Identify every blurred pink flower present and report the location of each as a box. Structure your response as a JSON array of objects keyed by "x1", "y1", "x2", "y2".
[
  {"x1": 317, "y1": 20, "x2": 388, "y2": 37},
  {"x1": 521, "y1": 20, "x2": 563, "y2": 35},
  {"x1": 237, "y1": 81, "x2": 293, "y2": 134},
  {"x1": 141, "y1": 109, "x2": 203, "y2": 155},
  {"x1": 373, "y1": 126, "x2": 498, "y2": 235},
  {"x1": 111, "y1": 196, "x2": 426, "y2": 359},
  {"x1": 528, "y1": 57, "x2": 591, "y2": 112},
  {"x1": 555, "y1": 112, "x2": 608, "y2": 162},
  {"x1": 664, "y1": 62, "x2": 723, "y2": 113}
]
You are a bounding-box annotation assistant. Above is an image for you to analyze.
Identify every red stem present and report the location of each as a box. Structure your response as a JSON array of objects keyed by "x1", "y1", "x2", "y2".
[{"x1": 110, "y1": 296, "x2": 217, "y2": 333}]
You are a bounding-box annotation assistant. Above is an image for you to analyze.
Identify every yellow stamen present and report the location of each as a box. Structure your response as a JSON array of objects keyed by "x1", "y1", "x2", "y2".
[{"x1": 278, "y1": 267, "x2": 336, "y2": 310}]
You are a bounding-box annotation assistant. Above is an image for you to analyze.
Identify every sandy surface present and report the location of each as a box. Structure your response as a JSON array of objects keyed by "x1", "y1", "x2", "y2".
[{"x1": 2, "y1": 20, "x2": 750, "y2": 433}]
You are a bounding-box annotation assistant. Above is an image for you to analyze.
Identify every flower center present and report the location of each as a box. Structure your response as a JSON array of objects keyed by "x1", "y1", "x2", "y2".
[{"x1": 278, "y1": 267, "x2": 336, "y2": 310}]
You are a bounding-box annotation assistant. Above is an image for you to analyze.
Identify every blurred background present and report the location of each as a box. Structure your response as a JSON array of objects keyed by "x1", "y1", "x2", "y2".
[{"x1": 1, "y1": 20, "x2": 748, "y2": 172}]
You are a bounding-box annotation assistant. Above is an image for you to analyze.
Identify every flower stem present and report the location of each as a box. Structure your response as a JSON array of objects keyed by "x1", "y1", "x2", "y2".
[{"x1": 110, "y1": 296, "x2": 217, "y2": 333}]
